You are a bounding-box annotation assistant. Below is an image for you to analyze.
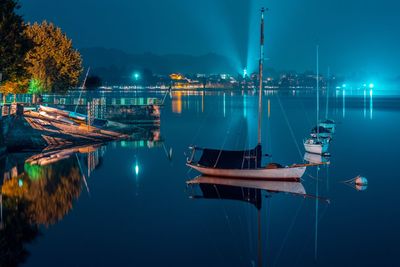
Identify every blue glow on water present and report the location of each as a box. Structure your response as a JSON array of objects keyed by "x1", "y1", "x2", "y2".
[
  {"x1": 342, "y1": 90, "x2": 346, "y2": 118},
  {"x1": 243, "y1": 93, "x2": 247, "y2": 118},
  {"x1": 364, "y1": 90, "x2": 367, "y2": 118},
  {"x1": 370, "y1": 89, "x2": 374, "y2": 120},
  {"x1": 223, "y1": 93, "x2": 226, "y2": 117}
]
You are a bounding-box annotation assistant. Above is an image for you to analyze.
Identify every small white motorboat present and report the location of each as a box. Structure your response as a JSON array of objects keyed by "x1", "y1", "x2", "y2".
[{"x1": 304, "y1": 137, "x2": 329, "y2": 155}]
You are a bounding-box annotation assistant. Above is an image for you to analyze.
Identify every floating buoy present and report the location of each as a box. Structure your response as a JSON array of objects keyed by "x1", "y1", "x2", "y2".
[
  {"x1": 355, "y1": 184, "x2": 368, "y2": 191},
  {"x1": 355, "y1": 176, "x2": 368, "y2": 186},
  {"x1": 342, "y1": 175, "x2": 368, "y2": 191}
]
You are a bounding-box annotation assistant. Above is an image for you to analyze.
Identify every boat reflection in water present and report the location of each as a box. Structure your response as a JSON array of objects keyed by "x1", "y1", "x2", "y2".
[
  {"x1": 303, "y1": 152, "x2": 330, "y2": 165},
  {"x1": 187, "y1": 176, "x2": 309, "y2": 267}
]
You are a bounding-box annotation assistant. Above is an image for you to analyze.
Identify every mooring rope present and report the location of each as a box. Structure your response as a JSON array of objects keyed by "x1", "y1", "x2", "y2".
[
  {"x1": 276, "y1": 94, "x2": 303, "y2": 160},
  {"x1": 273, "y1": 197, "x2": 306, "y2": 267}
]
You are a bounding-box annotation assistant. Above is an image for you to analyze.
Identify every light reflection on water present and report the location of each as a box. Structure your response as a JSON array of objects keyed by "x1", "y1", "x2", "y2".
[{"x1": 0, "y1": 90, "x2": 399, "y2": 266}]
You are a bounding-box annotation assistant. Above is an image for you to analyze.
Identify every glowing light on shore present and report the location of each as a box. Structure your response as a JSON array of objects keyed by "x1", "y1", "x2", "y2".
[{"x1": 132, "y1": 72, "x2": 140, "y2": 81}]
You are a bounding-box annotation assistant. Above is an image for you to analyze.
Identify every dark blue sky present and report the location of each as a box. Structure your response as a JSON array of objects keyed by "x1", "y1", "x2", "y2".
[{"x1": 21, "y1": 0, "x2": 400, "y2": 76}]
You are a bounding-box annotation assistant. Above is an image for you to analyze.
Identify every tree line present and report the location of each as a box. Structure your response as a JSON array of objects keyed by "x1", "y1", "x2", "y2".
[{"x1": 0, "y1": 0, "x2": 83, "y2": 101}]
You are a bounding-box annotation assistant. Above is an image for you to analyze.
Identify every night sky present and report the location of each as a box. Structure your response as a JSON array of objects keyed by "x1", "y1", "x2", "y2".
[{"x1": 21, "y1": 0, "x2": 400, "y2": 76}]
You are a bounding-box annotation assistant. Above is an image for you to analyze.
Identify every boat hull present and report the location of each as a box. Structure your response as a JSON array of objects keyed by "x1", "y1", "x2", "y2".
[
  {"x1": 187, "y1": 164, "x2": 306, "y2": 181},
  {"x1": 304, "y1": 143, "x2": 329, "y2": 155}
]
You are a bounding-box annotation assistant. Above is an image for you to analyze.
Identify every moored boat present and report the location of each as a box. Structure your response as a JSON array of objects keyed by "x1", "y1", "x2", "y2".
[
  {"x1": 304, "y1": 138, "x2": 329, "y2": 155},
  {"x1": 186, "y1": 8, "x2": 306, "y2": 181},
  {"x1": 187, "y1": 161, "x2": 306, "y2": 181},
  {"x1": 303, "y1": 46, "x2": 331, "y2": 155}
]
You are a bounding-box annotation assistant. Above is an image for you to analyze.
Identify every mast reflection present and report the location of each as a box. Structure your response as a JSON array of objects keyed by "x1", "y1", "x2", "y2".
[{"x1": 187, "y1": 176, "x2": 307, "y2": 267}]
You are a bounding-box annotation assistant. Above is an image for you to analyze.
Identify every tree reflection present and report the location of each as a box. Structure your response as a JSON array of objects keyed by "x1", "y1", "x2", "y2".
[
  {"x1": 0, "y1": 197, "x2": 39, "y2": 267},
  {"x1": 3, "y1": 158, "x2": 82, "y2": 226},
  {"x1": 0, "y1": 156, "x2": 83, "y2": 266}
]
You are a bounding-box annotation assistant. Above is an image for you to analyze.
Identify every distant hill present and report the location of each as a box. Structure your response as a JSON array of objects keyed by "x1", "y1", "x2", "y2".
[{"x1": 79, "y1": 47, "x2": 237, "y2": 84}]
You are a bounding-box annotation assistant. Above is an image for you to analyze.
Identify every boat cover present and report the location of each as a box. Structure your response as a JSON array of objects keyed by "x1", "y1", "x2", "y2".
[
  {"x1": 312, "y1": 126, "x2": 331, "y2": 133},
  {"x1": 321, "y1": 119, "x2": 335, "y2": 124},
  {"x1": 198, "y1": 183, "x2": 262, "y2": 209},
  {"x1": 197, "y1": 145, "x2": 262, "y2": 169}
]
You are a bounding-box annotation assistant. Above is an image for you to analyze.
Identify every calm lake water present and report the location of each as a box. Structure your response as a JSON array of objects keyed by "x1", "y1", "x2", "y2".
[{"x1": 1, "y1": 90, "x2": 400, "y2": 266}]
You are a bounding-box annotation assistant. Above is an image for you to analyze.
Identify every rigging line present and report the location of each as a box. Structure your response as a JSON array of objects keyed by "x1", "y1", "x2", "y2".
[
  {"x1": 273, "y1": 198, "x2": 306, "y2": 267},
  {"x1": 75, "y1": 154, "x2": 90, "y2": 196},
  {"x1": 237, "y1": 188, "x2": 250, "y2": 257},
  {"x1": 306, "y1": 173, "x2": 324, "y2": 182},
  {"x1": 262, "y1": 194, "x2": 272, "y2": 267},
  {"x1": 214, "y1": 114, "x2": 235, "y2": 168},
  {"x1": 276, "y1": 94, "x2": 303, "y2": 160},
  {"x1": 297, "y1": 97, "x2": 313, "y2": 130},
  {"x1": 214, "y1": 185, "x2": 246, "y2": 266},
  {"x1": 75, "y1": 67, "x2": 90, "y2": 113},
  {"x1": 187, "y1": 190, "x2": 226, "y2": 267}
]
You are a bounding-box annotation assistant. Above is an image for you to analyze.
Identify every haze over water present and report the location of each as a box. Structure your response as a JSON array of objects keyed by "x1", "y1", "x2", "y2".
[{"x1": 1, "y1": 90, "x2": 399, "y2": 266}]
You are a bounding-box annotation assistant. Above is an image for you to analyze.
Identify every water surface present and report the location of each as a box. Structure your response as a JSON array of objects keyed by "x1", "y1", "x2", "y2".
[{"x1": 1, "y1": 90, "x2": 399, "y2": 266}]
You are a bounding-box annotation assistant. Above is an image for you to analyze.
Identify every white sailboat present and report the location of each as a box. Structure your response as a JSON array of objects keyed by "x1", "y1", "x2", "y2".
[
  {"x1": 304, "y1": 46, "x2": 330, "y2": 155},
  {"x1": 186, "y1": 8, "x2": 307, "y2": 181}
]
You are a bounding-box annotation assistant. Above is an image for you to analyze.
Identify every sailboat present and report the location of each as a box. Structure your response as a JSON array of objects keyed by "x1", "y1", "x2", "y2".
[
  {"x1": 186, "y1": 8, "x2": 307, "y2": 181},
  {"x1": 304, "y1": 46, "x2": 330, "y2": 155},
  {"x1": 319, "y1": 68, "x2": 336, "y2": 133}
]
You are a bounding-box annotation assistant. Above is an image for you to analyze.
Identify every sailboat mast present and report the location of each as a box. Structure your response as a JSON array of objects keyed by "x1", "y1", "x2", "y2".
[
  {"x1": 316, "y1": 46, "x2": 319, "y2": 139},
  {"x1": 258, "y1": 7, "x2": 265, "y2": 145},
  {"x1": 75, "y1": 67, "x2": 91, "y2": 113}
]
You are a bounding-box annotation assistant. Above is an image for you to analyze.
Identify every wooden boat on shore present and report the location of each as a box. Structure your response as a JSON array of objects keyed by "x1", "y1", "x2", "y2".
[{"x1": 39, "y1": 105, "x2": 87, "y2": 121}]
